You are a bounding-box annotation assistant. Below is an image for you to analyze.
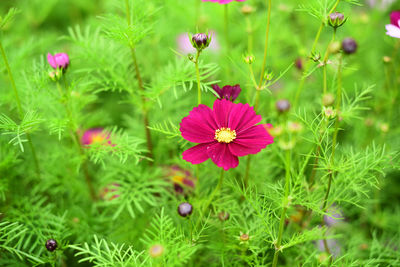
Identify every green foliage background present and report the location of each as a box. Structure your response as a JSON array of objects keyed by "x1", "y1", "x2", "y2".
[{"x1": 0, "y1": 0, "x2": 399, "y2": 266}]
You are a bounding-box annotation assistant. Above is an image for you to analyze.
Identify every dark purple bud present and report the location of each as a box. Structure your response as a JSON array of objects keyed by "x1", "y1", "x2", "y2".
[
  {"x1": 45, "y1": 239, "x2": 57, "y2": 252},
  {"x1": 342, "y1": 38, "x2": 357, "y2": 54},
  {"x1": 191, "y1": 33, "x2": 210, "y2": 51},
  {"x1": 328, "y1": 12, "x2": 346, "y2": 29},
  {"x1": 276, "y1": 99, "x2": 291, "y2": 113},
  {"x1": 295, "y1": 58, "x2": 303, "y2": 71},
  {"x1": 212, "y1": 84, "x2": 241, "y2": 101},
  {"x1": 173, "y1": 183, "x2": 184, "y2": 194},
  {"x1": 178, "y1": 202, "x2": 193, "y2": 217}
]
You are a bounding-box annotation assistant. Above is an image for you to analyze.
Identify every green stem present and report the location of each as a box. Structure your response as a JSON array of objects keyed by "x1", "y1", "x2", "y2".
[
  {"x1": 244, "y1": 0, "x2": 272, "y2": 189},
  {"x1": 0, "y1": 39, "x2": 41, "y2": 178},
  {"x1": 272, "y1": 149, "x2": 291, "y2": 267},
  {"x1": 293, "y1": 0, "x2": 341, "y2": 107},
  {"x1": 224, "y1": 5, "x2": 229, "y2": 50},
  {"x1": 58, "y1": 78, "x2": 96, "y2": 201},
  {"x1": 322, "y1": 30, "x2": 336, "y2": 95},
  {"x1": 258, "y1": 0, "x2": 272, "y2": 89},
  {"x1": 195, "y1": 168, "x2": 225, "y2": 229},
  {"x1": 195, "y1": 50, "x2": 202, "y2": 105},
  {"x1": 125, "y1": 0, "x2": 154, "y2": 161},
  {"x1": 245, "y1": 16, "x2": 253, "y2": 54}
]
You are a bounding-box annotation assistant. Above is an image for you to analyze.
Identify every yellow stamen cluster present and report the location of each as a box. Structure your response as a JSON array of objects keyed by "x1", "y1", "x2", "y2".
[{"x1": 215, "y1": 127, "x2": 236, "y2": 143}]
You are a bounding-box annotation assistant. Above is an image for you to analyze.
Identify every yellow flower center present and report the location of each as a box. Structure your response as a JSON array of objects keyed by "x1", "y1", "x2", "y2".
[
  {"x1": 91, "y1": 134, "x2": 106, "y2": 144},
  {"x1": 215, "y1": 127, "x2": 236, "y2": 143}
]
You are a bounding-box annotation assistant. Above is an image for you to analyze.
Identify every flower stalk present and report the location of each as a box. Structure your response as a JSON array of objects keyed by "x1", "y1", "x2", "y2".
[
  {"x1": 293, "y1": 0, "x2": 341, "y2": 108},
  {"x1": 195, "y1": 50, "x2": 202, "y2": 105},
  {"x1": 125, "y1": 0, "x2": 154, "y2": 161},
  {"x1": 272, "y1": 148, "x2": 291, "y2": 267},
  {"x1": 243, "y1": 0, "x2": 272, "y2": 188},
  {"x1": 0, "y1": 39, "x2": 41, "y2": 178}
]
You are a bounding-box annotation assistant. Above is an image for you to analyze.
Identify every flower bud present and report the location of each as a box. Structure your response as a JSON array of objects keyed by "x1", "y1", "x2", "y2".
[
  {"x1": 243, "y1": 54, "x2": 255, "y2": 64},
  {"x1": 239, "y1": 233, "x2": 249, "y2": 242},
  {"x1": 149, "y1": 244, "x2": 164, "y2": 258},
  {"x1": 191, "y1": 33, "x2": 211, "y2": 51},
  {"x1": 178, "y1": 202, "x2": 193, "y2": 217},
  {"x1": 276, "y1": 99, "x2": 290, "y2": 113},
  {"x1": 383, "y1": 56, "x2": 391, "y2": 63},
  {"x1": 311, "y1": 52, "x2": 321, "y2": 62},
  {"x1": 218, "y1": 211, "x2": 230, "y2": 221},
  {"x1": 264, "y1": 71, "x2": 274, "y2": 81},
  {"x1": 328, "y1": 41, "x2": 341, "y2": 54},
  {"x1": 328, "y1": 12, "x2": 346, "y2": 29},
  {"x1": 45, "y1": 239, "x2": 57, "y2": 252},
  {"x1": 323, "y1": 107, "x2": 336, "y2": 119},
  {"x1": 322, "y1": 93, "x2": 335, "y2": 107},
  {"x1": 47, "y1": 53, "x2": 70, "y2": 71},
  {"x1": 295, "y1": 57, "x2": 303, "y2": 71},
  {"x1": 342, "y1": 38, "x2": 357, "y2": 54},
  {"x1": 287, "y1": 121, "x2": 303, "y2": 134},
  {"x1": 241, "y1": 5, "x2": 255, "y2": 15}
]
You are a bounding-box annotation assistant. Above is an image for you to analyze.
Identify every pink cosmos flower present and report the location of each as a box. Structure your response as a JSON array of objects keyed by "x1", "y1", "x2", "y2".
[
  {"x1": 47, "y1": 53, "x2": 70, "y2": 70},
  {"x1": 81, "y1": 128, "x2": 112, "y2": 146},
  {"x1": 180, "y1": 99, "x2": 274, "y2": 170},
  {"x1": 385, "y1": 11, "x2": 400, "y2": 38},
  {"x1": 202, "y1": 0, "x2": 246, "y2": 4},
  {"x1": 177, "y1": 32, "x2": 220, "y2": 55}
]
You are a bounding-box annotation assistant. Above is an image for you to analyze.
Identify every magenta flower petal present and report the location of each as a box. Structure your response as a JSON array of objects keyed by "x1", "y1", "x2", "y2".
[
  {"x1": 228, "y1": 102, "x2": 262, "y2": 133},
  {"x1": 390, "y1": 11, "x2": 400, "y2": 26},
  {"x1": 182, "y1": 142, "x2": 212, "y2": 164},
  {"x1": 180, "y1": 104, "x2": 217, "y2": 143},
  {"x1": 47, "y1": 53, "x2": 57, "y2": 69},
  {"x1": 206, "y1": 142, "x2": 239, "y2": 170},
  {"x1": 213, "y1": 99, "x2": 235, "y2": 128},
  {"x1": 229, "y1": 125, "x2": 274, "y2": 156}
]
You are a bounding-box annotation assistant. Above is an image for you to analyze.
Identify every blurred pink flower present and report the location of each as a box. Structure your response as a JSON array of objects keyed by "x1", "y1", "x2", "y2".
[
  {"x1": 99, "y1": 183, "x2": 120, "y2": 200},
  {"x1": 202, "y1": 0, "x2": 246, "y2": 4},
  {"x1": 164, "y1": 165, "x2": 196, "y2": 194},
  {"x1": 180, "y1": 99, "x2": 274, "y2": 170},
  {"x1": 47, "y1": 53, "x2": 70, "y2": 70},
  {"x1": 385, "y1": 11, "x2": 400, "y2": 38},
  {"x1": 81, "y1": 128, "x2": 113, "y2": 146},
  {"x1": 177, "y1": 32, "x2": 220, "y2": 55}
]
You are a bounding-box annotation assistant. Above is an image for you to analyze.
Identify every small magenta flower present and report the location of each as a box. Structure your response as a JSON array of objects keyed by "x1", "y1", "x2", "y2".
[
  {"x1": 81, "y1": 128, "x2": 112, "y2": 146},
  {"x1": 202, "y1": 0, "x2": 246, "y2": 4},
  {"x1": 385, "y1": 11, "x2": 400, "y2": 38},
  {"x1": 47, "y1": 53, "x2": 70, "y2": 70},
  {"x1": 180, "y1": 99, "x2": 274, "y2": 171},
  {"x1": 212, "y1": 84, "x2": 241, "y2": 101}
]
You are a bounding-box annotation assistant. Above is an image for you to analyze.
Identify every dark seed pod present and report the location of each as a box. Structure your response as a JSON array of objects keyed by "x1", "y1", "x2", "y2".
[
  {"x1": 276, "y1": 99, "x2": 291, "y2": 113},
  {"x1": 342, "y1": 38, "x2": 358, "y2": 54},
  {"x1": 178, "y1": 202, "x2": 193, "y2": 217},
  {"x1": 45, "y1": 239, "x2": 58, "y2": 252}
]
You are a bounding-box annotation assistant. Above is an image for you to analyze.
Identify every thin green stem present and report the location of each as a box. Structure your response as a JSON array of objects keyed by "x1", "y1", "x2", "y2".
[
  {"x1": 245, "y1": 16, "x2": 253, "y2": 54},
  {"x1": 224, "y1": 5, "x2": 229, "y2": 50},
  {"x1": 293, "y1": 0, "x2": 341, "y2": 107},
  {"x1": 57, "y1": 78, "x2": 96, "y2": 201},
  {"x1": 322, "y1": 30, "x2": 336, "y2": 95},
  {"x1": 195, "y1": 168, "x2": 225, "y2": 230},
  {"x1": 272, "y1": 149, "x2": 291, "y2": 267},
  {"x1": 243, "y1": 0, "x2": 272, "y2": 189},
  {"x1": 195, "y1": 50, "x2": 202, "y2": 105},
  {"x1": 258, "y1": 0, "x2": 272, "y2": 89},
  {"x1": 0, "y1": 40, "x2": 41, "y2": 178},
  {"x1": 125, "y1": 0, "x2": 154, "y2": 161}
]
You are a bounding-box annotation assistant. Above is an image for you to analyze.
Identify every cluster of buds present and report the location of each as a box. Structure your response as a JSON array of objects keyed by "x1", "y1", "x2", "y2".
[
  {"x1": 243, "y1": 54, "x2": 255, "y2": 64},
  {"x1": 327, "y1": 12, "x2": 347, "y2": 29}
]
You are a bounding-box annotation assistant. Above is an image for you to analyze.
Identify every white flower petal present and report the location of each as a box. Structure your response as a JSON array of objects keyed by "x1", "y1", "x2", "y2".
[{"x1": 385, "y1": 24, "x2": 400, "y2": 38}]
